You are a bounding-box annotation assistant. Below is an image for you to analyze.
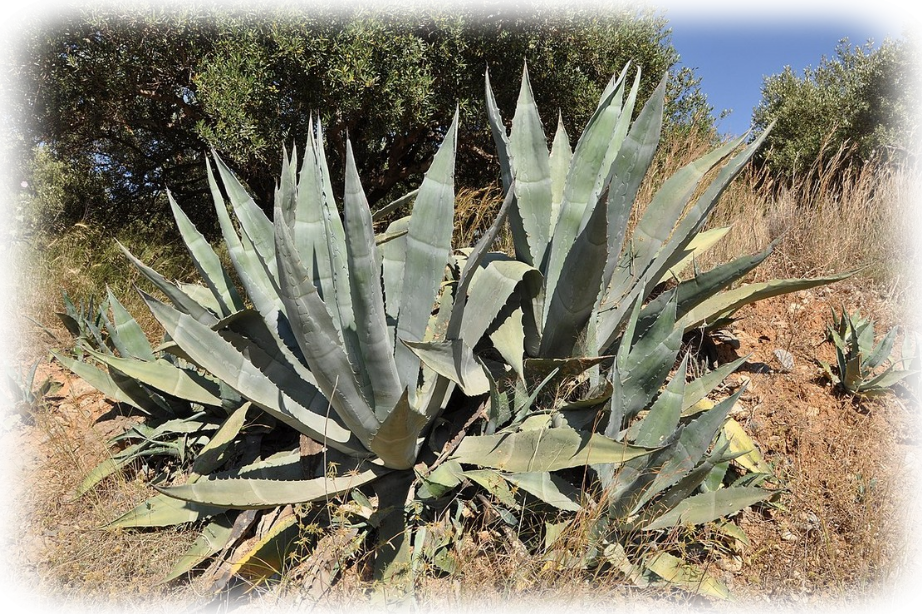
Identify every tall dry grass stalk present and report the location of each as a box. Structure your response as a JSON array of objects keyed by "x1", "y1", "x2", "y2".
[{"x1": 705, "y1": 144, "x2": 918, "y2": 295}]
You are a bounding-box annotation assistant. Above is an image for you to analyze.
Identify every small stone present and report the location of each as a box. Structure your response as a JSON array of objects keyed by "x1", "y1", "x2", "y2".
[
  {"x1": 717, "y1": 555, "x2": 743, "y2": 573},
  {"x1": 773, "y1": 349, "x2": 795, "y2": 372},
  {"x1": 729, "y1": 402, "x2": 749, "y2": 418},
  {"x1": 781, "y1": 530, "x2": 798, "y2": 542}
]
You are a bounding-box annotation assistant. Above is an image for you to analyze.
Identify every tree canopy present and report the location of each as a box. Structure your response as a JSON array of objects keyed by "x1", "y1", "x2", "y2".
[
  {"x1": 15, "y1": 4, "x2": 712, "y2": 235},
  {"x1": 751, "y1": 36, "x2": 919, "y2": 178}
]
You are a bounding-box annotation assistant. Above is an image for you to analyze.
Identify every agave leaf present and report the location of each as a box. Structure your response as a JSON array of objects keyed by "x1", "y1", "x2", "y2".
[
  {"x1": 159, "y1": 466, "x2": 389, "y2": 509},
  {"x1": 464, "y1": 469, "x2": 518, "y2": 508},
  {"x1": 416, "y1": 459, "x2": 465, "y2": 500},
  {"x1": 861, "y1": 367, "x2": 916, "y2": 392},
  {"x1": 633, "y1": 356, "x2": 688, "y2": 448},
  {"x1": 168, "y1": 191, "x2": 244, "y2": 317},
  {"x1": 657, "y1": 227, "x2": 731, "y2": 284},
  {"x1": 482, "y1": 366, "x2": 512, "y2": 435},
  {"x1": 51, "y1": 351, "x2": 162, "y2": 415},
  {"x1": 722, "y1": 418, "x2": 771, "y2": 474},
  {"x1": 343, "y1": 140, "x2": 402, "y2": 415},
  {"x1": 599, "y1": 133, "x2": 764, "y2": 350},
  {"x1": 208, "y1": 161, "x2": 281, "y2": 318},
  {"x1": 108, "y1": 491, "x2": 226, "y2": 528},
  {"x1": 228, "y1": 510, "x2": 301, "y2": 582},
  {"x1": 612, "y1": 296, "x2": 683, "y2": 423},
  {"x1": 503, "y1": 472, "x2": 582, "y2": 511},
  {"x1": 491, "y1": 309, "x2": 526, "y2": 381},
  {"x1": 644, "y1": 551, "x2": 731, "y2": 600},
  {"x1": 539, "y1": 189, "x2": 609, "y2": 358},
  {"x1": 83, "y1": 349, "x2": 224, "y2": 407},
  {"x1": 394, "y1": 111, "x2": 458, "y2": 400},
  {"x1": 548, "y1": 112, "x2": 572, "y2": 232},
  {"x1": 129, "y1": 413, "x2": 219, "y2": 441},
  {"x1": 865, "y1": 326, "x2": 899, "y2": 371},
  {"x1": 105, "y1": 288, "x2": 155, "y2": 361},
  {"x1": 644, "y1": 486, "x2": 772, "y2": 531},
  {"x1": 633, "y1": 388, "x2": 745, "y2": 513},
  {"x1": 118, "y1": 242, "x2": 218, "y2": 326},
  {"x1": 602, "y1": 74, "x2": 666, "y2": 288},
  {"x1": 193, "y1": 403, "x2": 251, "y2": 475},
  {"x1": 452, "y1": 426, "x2": 654, "y2": 473},
  {"x1": 314, "y1": 118, "x2": 357, "y2": 340},
  {"x1": 162, "y1": 515, "x2": 235, "y2": 583},
  {"x1": 459, "y1": 256, "x2": 540, "y2": 347},
  {"x1": 404, "y1": 339, "x2": 489, "y2": 396},
  {"x1": 213, "y1": 309, "x2": 313, "y2": 387},
  {"x1": 602, "y1": 133, "x2": 744, "y2": 297},
  {"x1": 681, "y1": 271, "x2": 854, "y2": 331},
  {"x1": 447, "y1": 185, "x2": 518, "y2": 341},
  {"x1": 368, "y1": 389, "x2": 427, "y2": 470},
  {"x1": 380, "y1": 215, "x2": 411, "y2": 344},
  {"x1": 176, "y1": 282, "x2": 225, "y2": 317},
  {"x1": 543, "y1": 76, "x2": 628, "y2": 317},
  {"x1": 640, "y1": 242, "x2": 775, "y2": 334},
  {"x1": 590, "y1": 68, "x2": 639, "y2": 216},
  {"x1": 559, "y1": 380, "x2": 614, "y2": 413},
  {"x1": 647, "y1": 440, "x2": 736, "y2": 511},
  {"x1": 274, "y1": 219, "x2": 379, "y2": 445},
  {"x1": 74, "y1": 441, "x2": 158, "y2": 498},
  {"x1": 212, "y1": 152, "x2": 279, "y2": 285},
  {"x1": 640, "y1": 131, "x2": 776, "y2": 307},
  {"x1": 508, "y1": 63, "x2": 553, "y2": 268},
  {"x1": 681, "y1": 354, "x2": 748, "y2": 413},
  {"x1": 484, "y1": 68, "x2": 515, "y2": 206},
  {"x1": 373, "y1": 188, "x2": 419, "y2": 222},
  {"x1": 143, "y1": 296, "x2": 366, "y2": 455}
]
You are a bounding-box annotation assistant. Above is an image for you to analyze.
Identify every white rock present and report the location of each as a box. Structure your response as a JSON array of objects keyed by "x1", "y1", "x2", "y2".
[{"x1": 773, "y1": 348, "x2": 795, "y2": 372}]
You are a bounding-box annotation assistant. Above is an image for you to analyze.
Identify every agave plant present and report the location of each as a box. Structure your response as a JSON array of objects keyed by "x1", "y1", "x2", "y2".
[
  {"x1": 56, "y1": 62, "x2": 842, "y2": 600},
  {"x1": 479, "y1": 63, "x2": 850, "y2": 380},
  {"x1": 0, "y1": 358, "x2": 61, "y2": 433},
  {"x1": 821, "y1": 307, "x2": 916, "y2": 398}
]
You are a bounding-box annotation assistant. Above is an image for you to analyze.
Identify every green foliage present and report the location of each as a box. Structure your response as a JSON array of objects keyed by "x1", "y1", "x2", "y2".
[
  {"x1": 0, "y1": 358, "x2": 61, "y2": 433},
  {"x1": 853, "y1": 0, "x2": 922, "y2": 159},
  {"x1": 752, "y1": 40, "x2": 878, "y2": 176},
  {"x1": 17, "y1": 5, "x2": 712, "y2": 234},
  {"x1": 52, "y1": 62, "x2": 849, "y2": 602},
  {"x1": 16, "y1": 145, "x2": 110, "y2": 238},
  {"x1": 820, "y1": 307, "x2": 916, "y2": 398},
  {"x1": 752, "y1": 37, "x2": 919, "y2": 178}
]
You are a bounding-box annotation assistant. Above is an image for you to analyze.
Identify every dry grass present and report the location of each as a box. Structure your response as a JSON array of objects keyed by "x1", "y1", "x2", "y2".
[
  {"x1": 18, "y1": 222, "x2": 197, "y2": 361},
  {"x1": 12, "y1": 368, "x2": 200, "y2": 608}
]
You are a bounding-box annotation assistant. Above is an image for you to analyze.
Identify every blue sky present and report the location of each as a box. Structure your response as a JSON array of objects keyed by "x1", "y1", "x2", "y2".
[{"x1": 659, "y1": 2, "x2": 911, "y2": 136}]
